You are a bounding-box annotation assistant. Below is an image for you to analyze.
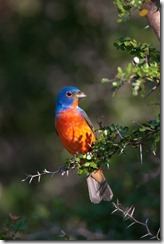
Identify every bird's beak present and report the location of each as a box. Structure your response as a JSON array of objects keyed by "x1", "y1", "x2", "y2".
[{"x1": 75, "y1": 91, "x2": 87, "y2": 99}]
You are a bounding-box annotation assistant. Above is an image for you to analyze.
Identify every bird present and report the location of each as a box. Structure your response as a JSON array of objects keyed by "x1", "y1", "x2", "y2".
[{"x1": 55, "y1": 86, "x2": 113, "y2": 204}]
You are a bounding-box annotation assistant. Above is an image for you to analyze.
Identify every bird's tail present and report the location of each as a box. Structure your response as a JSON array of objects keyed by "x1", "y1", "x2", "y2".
[{"x1": 86, "y1": 168, "x2": 113, "y2": 204}]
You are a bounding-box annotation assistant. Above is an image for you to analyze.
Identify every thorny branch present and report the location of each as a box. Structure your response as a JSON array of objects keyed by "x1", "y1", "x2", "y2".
[
  {"x1": 22, "y1": 166, "x2": 70, "y2": 184},
  {"x1": 112, "y1": 199, "x2": 160, "y2": 240},
  {"x1": 21, "y1": 155, "x2": 84, "y2": 183},
  {"x1": 22, "y1": 116, "x2": 160, "y2": 183}
]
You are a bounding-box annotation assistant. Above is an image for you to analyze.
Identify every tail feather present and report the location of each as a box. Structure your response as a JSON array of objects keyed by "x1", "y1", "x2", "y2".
[{"x1": 87, "y1": 171, "x2": 113, "y2": 204}]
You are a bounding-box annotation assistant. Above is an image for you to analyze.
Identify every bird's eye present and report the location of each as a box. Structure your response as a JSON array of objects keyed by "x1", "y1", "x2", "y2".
[{"x1": 66, "y1": 91, "x2": 72, "y2": 97}]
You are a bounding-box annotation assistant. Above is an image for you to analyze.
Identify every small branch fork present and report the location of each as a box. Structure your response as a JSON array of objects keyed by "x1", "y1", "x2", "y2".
[{"x1": 111, "y1": 200, "x2": 160, "y2": 240}]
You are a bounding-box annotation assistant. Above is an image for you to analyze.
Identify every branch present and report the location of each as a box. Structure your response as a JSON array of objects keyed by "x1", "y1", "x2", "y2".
[
  {"x1": 112, "y1": 200, "x2": 160, "y2": 240},
  {"x1": 22, "y1": 114, "x2": 160, "y2": 182},
  {"x1": 21, "y1": 166, "x2": 70, "y2": 184},
  {"x1": 141, "y1": 0, "x2": 160, "y2": 40},
  {"x1": 21, "y1": 155, "x2": 82, "y2": 183}
]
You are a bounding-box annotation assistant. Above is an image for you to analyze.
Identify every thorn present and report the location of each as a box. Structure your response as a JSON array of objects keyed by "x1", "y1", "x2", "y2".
[
  {"x1": 36, "y1": 172, "x2": 41, "y2": 182},
  {"x1": 123, "y1": 211, "x2": 129, "y2": 218},
  {"x1": 127, "y1": 222, "x2": 135, "y2": 228},
  {"x1": 123, "y1": 206, "x2": 133, "y2": 218},
  {"x1": 116, "y1": 199, "x2": 121, "y2": 206},
  {"x1": 144, "y1": 83, "x2": 159, "y2": 98},
  {"x1": 38, "y1": 175, "x2": 41, "y2": 183},
  {"x1": 115, "y1": 126, "x2": 123, "y2": 139},
  {"x1": 61, "y1": 229, "x2": 66, "y2": 235},
  {"x1": 139, "y1": 144, "x2": 143, "y2": 164},
  {"x1": 29, "y1": 177, "x2": 33, "y2": 184},
  {"x1": 145, "y1": 218, "x2": 149, "y2": 224},
  {"x1": 112, "y1": 202, "x2": 117, "y2": 208},
  {"x1": 130, "y1": 207, "x2": 135, "y2": 216},
  {"x1": 123, "y1": 216, "x2": 129, "y2": 221},
  {"x1": 144, "y1": 25, "x2": 149, "y2": 29},
  {"x1": 132, "y1": 121, "x2": 142, "y2": 127},
  {"x1": 120, "y1": 144, "x2": 126, "y2": 155},
  {"x1": 140, "y1": 233, "x2": 150, "y2": 239},
  {"x1": 156, "y1": 228, "x2": 160, "y2": 239},
  {"x1": 127, "y1": 206, "x2": 133, "y2": 214},
  {"x1": 111, "y1": 208, "x2": 118, "y2": 214},
  {"x1": 106, "y1": 163, "x2": 110, "y2": 170},
  {"x1": 44, "y1": 169, "x2": 50, "y2": 173}
]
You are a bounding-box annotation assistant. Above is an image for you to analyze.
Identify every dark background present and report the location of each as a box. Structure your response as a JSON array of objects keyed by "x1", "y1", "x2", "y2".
[{"x1": 0, "y1": 0, "x2": 160, "y2": 240}]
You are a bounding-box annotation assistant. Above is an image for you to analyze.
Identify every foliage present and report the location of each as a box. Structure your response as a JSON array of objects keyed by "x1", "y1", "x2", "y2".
[
  {"x1": 102, "y1": 36, "x2": 160, "y2": 96},
  {"x1": 0, "y1": 214, "x2": 28, "y2": 240},
  {"x1": 61, "y1": 113, "x2": 160, "y2": 176},
  {"x1": 113, "y1": 0, "x2": 146, "y2": 22}
]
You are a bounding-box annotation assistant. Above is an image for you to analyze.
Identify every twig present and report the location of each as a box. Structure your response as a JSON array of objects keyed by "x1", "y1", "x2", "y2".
[
  {"x1": 132, "y1": 121, "x2": 155, "y2": 132},
  {"x1": 144, "y1": 82, "x2": 160, "y2": 98},
  {"x1": 21, "y1": 154, "x2": 83, "y2": 184},
  {"x1": 139, "y1": 143, "x2": 143, "y2": 163},
  {"x1": 115, "y1": 126, "x2": 123, "y2": 139},
  {"x1": 111, "y1": 200, "x2": 160, "y2": 240},
  {"x1": 21, "y1": 166, "x2": 70, "y2": 184}
]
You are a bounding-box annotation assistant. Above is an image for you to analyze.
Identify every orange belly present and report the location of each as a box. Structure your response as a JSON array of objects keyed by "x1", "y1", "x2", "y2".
[{"x1": 55, "y1": 109, "x2": 96, "y2": 155}]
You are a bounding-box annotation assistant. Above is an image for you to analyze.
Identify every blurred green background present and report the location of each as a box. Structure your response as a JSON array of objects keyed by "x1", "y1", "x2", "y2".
[{"x1": 0, "y1": 0, "x2": 160, "y2": 240}]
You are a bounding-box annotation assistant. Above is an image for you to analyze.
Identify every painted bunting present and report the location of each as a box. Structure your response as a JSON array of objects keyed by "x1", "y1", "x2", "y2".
[{"x1": 55, "y1": 86, "x2": 113, "y2": 203}]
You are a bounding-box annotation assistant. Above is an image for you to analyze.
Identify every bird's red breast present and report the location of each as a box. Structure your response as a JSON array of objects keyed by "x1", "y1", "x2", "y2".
[{"x1": 55, "y1": 102, "x2": 96, "y2": 155}]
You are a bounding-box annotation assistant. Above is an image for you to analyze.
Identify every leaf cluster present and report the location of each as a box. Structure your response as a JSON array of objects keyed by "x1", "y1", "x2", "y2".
[
  {"x1": 114, "y1": 0, "x2": 146, "y2": 22},
  {"x1": 102, "y1": 36, "x2": 160, "y2": 96}
]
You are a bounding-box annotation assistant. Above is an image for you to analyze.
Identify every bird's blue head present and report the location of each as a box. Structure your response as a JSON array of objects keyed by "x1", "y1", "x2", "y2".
[{"x1": 55, "y1": 86, "x2": 86, "y2": 115}]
